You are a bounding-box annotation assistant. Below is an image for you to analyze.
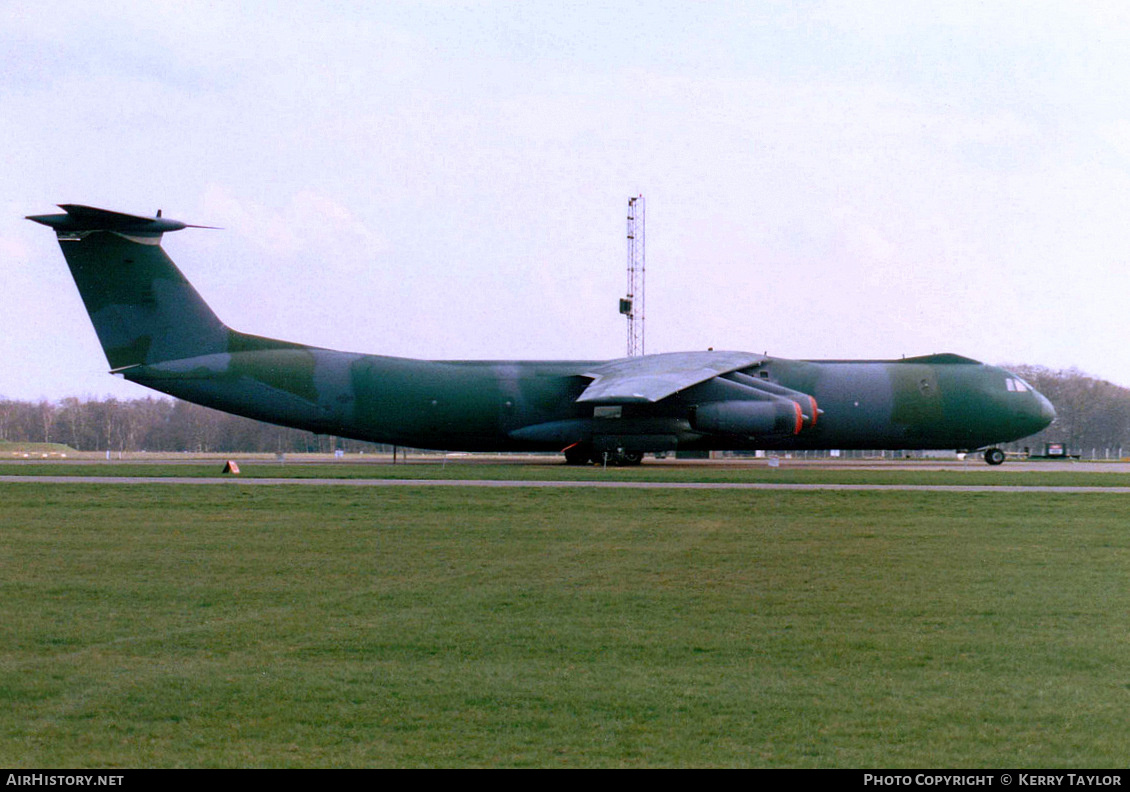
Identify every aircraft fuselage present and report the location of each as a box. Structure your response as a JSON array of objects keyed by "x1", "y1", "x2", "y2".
[
  {"x1": 123, "y1": 345, "x2": 1055, "y2": 455},
  {"x1": 28, "y1": 204, "x2": 1056, "y2": 463}
]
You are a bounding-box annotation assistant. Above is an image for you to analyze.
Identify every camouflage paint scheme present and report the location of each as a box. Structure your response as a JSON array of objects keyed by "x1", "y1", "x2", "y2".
[{"x1": 28, "y1": 205, "x2": 1055, "y2": 464}]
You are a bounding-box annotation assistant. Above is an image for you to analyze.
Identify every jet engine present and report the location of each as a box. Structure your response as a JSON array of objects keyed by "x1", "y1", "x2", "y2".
[
  {"x1": 692, "y1": 399, "x2": 803, "y2": 436},
  {"x1": 724, "y1": 371, "x2": 819, "y2": 429}
]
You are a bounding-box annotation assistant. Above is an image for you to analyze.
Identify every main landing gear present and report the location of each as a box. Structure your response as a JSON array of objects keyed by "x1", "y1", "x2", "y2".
[
  {"x1": 562, "y1": 444, "x2": 644, "y2": 466},
  {"x1": 563, "y1": 445, "x2": 591, "y2": 465}
]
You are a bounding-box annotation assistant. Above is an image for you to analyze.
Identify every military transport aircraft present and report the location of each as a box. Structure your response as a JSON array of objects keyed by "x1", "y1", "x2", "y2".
[{"x1": 28, "y1": 204, "x2": 1055, "y2": 465}]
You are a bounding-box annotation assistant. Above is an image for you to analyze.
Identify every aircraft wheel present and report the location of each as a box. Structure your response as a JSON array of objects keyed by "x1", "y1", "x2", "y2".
[
  {"x1": 616, "y1": 451, "x2": 644, "y2": 466},
  {"x1": 564, "y1": 446, "x2": 593, "y2": 465},
  {"x1": 984, "y1": 448, "x2": 1006, "y2": 466}
]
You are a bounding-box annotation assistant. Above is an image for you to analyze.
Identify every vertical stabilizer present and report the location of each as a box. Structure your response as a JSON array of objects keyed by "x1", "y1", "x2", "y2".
[{"x1": 28, "y1": 205, "x2": 230, "y2": 370}]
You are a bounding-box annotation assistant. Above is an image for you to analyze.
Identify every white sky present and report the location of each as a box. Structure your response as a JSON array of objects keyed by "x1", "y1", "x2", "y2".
[{"x1": 4, "y1": 0, "x2": 1130, "y2": 400}]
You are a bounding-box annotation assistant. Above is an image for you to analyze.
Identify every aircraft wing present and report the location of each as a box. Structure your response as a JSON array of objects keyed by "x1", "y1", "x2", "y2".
[{"x1": 577, "y1": 351, "x2": 766, "y2": 404}]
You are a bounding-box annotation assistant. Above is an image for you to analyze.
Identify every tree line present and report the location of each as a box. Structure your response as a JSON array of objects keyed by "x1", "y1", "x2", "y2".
[
  {"x1": 0, "y1": 396, "x2": 385, "y2": 454},
  {"x1": 2, "y1": 365, "x2": 1129, "y2": 457},
  {"x1": 1003, "y1": 365, "x2": 1130, "y2": 458}
]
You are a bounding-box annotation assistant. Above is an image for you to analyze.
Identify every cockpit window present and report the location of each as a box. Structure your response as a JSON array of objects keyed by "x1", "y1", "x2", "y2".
[{"x1": 1005, "y1": 377, "x2": 1030, "y2": 393}]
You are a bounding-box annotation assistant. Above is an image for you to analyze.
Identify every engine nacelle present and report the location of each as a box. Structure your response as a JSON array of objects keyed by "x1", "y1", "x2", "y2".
[
  {"x1": 692, "y1": 399, "x2": 803, "y2": 437},
  {"x1": 725, "y1": 371, "x2": 819, "y2": 429}
]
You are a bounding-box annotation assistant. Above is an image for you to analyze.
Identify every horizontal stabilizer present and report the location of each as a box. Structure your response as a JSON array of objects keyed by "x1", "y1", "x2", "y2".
[{"x1": 26, "y1": 204, "x2": 218, "y2": 237}]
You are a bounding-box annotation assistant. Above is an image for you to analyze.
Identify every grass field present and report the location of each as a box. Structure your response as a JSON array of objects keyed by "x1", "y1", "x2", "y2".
[
  {"x1": 2, "y1": 481, "x2": 1128, "y2": 767},
  {"x1": 0, "y1": 442, "x2": 74, "y2": 456},
  {"x1": 5, "y1": 459, "x2": 1130, "y2": 488}
]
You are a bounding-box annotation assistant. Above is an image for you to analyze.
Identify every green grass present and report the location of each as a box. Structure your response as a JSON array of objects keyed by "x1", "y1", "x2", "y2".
[
  {"x1": 2, "y1": 484, "x2": 1129, "y2": 767},
  {"x1": 0, "y1": 442, "x2": 75, "y2": 455},
  {"x1": 4, "y1": 459, "x2": 1130, "y2": 487}
]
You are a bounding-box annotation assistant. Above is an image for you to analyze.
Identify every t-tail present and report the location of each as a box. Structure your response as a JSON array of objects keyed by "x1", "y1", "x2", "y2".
[
  {"x1": 28, "y1": 203, "x2": 1057, "y2": 462},
  {"x1": 28, "y1": 204, "x2": 254, "y2": 371}
]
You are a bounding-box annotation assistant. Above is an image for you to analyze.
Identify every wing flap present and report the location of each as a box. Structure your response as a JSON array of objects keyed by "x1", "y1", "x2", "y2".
[{"x1": 577, "y1": 351, "x2": 766, "y2": 404}]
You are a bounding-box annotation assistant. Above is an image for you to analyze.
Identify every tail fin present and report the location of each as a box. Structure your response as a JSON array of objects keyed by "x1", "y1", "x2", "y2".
[{"x1": 27, "y1": 205, "x2": 231, "y2": 370}]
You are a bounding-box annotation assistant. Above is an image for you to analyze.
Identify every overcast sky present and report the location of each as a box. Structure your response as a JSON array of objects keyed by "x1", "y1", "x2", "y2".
[{"x1": 4, "y1": 0, "x2": 1130, "y2": 401}]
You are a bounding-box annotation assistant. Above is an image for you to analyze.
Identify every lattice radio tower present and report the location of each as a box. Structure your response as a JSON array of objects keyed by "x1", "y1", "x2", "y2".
[{"x1": 620, "y1": 195, "x2": 645, "y2": 356}]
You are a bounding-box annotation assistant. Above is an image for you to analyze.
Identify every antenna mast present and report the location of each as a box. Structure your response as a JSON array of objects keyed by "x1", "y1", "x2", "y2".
[{"x1": 621, "y1": 195, "x2": 645, "y2": 356}]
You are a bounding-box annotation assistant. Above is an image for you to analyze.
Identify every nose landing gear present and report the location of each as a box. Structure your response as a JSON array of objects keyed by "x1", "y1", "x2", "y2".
[{"x1": 983, "y1": 447, "x2": 1006, "y2": 466}]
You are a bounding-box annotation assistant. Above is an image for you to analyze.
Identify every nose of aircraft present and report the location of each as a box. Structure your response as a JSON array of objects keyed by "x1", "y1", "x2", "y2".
[{"x1": 1030, "y1": 388, "x2": 1056, "y2": 432}]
